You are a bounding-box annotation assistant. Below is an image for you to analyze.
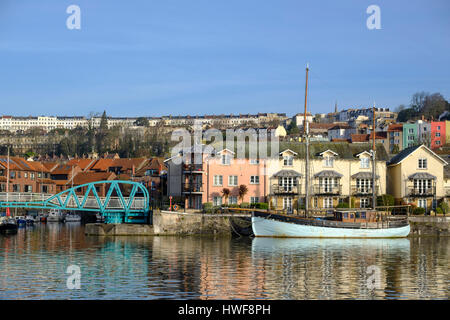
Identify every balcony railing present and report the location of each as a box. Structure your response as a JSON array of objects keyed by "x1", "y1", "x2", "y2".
[
  {"x1": 407, "y1": 186, "x2": 435, "y2": 197},
  {"x1": 183, "y1": 164, "x2": 204, "y2": 173},
  {"x1": 182, "y1": 183, "x2": 203, "y2": 193},
  {"x1": 351, "y1": 185, "x2": 380, "y2": 196},
  {"x1": 313, "y1": 184, "x2": 342, "y2": 195},
  {"x1": 271, "y1": 184, "x2": 301, "y2": 195}
]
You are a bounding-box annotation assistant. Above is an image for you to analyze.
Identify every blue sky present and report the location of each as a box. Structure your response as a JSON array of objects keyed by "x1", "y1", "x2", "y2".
[{"x1": 0, "y1": 0, "x2": 449, "y2": 117}]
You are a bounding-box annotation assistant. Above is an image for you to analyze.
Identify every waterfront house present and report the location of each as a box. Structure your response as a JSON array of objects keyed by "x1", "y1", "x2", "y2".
[
  {"x1": 386, "y1": 144, "x2": 448, "y2": 212},
  {"x1": 430, "y1": 121, "x2": 446, "y2": 150},
  {"x1": 265, "y1": 143, "x2": 388, "y2": 213}
]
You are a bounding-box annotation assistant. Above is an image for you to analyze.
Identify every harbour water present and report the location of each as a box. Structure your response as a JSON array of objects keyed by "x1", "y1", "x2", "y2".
[{"x1": 0, "y1": 223, "x2": 448, "y2": 300}]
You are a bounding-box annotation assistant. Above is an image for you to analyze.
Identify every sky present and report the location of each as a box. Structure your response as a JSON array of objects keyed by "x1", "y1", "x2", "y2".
[{"x1": 0, "y1": 0, "x2": 449, "y2": 117}]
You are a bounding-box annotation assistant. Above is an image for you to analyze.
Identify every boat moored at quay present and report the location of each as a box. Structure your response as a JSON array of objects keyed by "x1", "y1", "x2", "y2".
[{"x1": 252, "y1": 210, "x2": 410, "y2": 238}]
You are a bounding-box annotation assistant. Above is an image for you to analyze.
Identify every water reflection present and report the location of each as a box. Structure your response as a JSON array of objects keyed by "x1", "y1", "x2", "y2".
[{"x1": 0, "y1": 224, "x2": 448, "y2": 300}]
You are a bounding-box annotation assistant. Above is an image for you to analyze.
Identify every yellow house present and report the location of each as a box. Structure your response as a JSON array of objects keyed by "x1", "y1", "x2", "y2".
[
  {"x1": 387, "y1": 144, "x2": 448, "y2": 212},
  {"x1": 266, "y1": 143, "x2": 388, "y2": 213}
]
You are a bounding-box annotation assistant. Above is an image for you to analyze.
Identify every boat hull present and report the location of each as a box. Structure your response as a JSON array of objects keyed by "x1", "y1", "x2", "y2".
[{"x1": 252, "y1": 216, "x2": 410, "y2": 238}]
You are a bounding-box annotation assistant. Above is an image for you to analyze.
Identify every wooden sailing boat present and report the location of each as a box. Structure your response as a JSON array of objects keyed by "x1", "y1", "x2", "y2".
[{"x1": 251, "y1": 65, "x2": 410, "y2": 238}]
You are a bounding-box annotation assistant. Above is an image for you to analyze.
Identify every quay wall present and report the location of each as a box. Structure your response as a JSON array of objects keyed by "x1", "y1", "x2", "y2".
[
  {"x1": 84, "y1": 211, "x2": 450, "y2": 237},
  {"x1": 152, "y1": 210, "x2": 234, "y2": 236},
  {"x1": 408, "y1": 216, "x2": 450, "y2": 237}
]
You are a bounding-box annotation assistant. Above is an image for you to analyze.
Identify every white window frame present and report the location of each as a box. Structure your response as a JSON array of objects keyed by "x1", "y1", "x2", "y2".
[
  {"x1": 323, "y1": 197, "x2": 333, "y2": 208},
  {"x1": 360, "y1": 157, "x2": 370, "y2": 169},
  {"x1": 418, "y1": 158, "x2": 427, "y2": 169},
  {"x1": 213, "y1": 175, "x2": 223, "y2": 186},
  {"x1": 213, "y1": 196, "x2": 222, "y2": 206},
  {"x1": 228, "y1": 196, "x2": 238, "y2": 205},
  {"x1": 360, "y1": 198, "x2": 370, "y2": 208},
  {"x1": 221, "y1": 154, "x2": 231, "y2": 165},
  {"x1": 250, "y1": 159, "x2": 259, "y2": 165},
  {"x1": 250, "y1": 176, "x2": 260, "y2": 184},
  {"x1": 323, "y1": 156, "x2": 334, "y2": 168},
  {"x1": 228, "y1": 175, "x2": 238, "y2": 186},
  {"x1": 250, "y1": 196, "x2": 259, "y2": 204},
  {"x1": 283, "y1": 156, "x2": 293, "y2": 166}
]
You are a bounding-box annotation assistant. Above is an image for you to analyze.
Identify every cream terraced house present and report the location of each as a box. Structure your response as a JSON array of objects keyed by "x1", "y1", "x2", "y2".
[
  {"x1": 265, "y1": 143, "x2": 388, "y2": 213},
  {"x1": 386, "y1": 144, "x2": 448, "y2": 212}
]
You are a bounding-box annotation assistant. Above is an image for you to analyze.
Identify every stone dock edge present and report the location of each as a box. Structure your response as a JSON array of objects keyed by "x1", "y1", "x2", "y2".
[{"x1": 84, "y1": 210, "x2": 450, "y2": 237}]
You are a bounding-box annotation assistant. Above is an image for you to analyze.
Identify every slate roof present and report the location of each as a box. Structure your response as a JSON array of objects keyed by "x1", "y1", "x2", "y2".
[{"x1": 386, "y1": 145, "x2": 422, "y2": 166}]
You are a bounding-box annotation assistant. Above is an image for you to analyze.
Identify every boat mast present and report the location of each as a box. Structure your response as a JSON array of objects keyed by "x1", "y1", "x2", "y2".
[
  {"x1": 304, "y1": 64, "x2": 310, "y2": 217},
  {"x1": 6, "y1": 146, "x2": 10, "y2": 217},
  {"x1": 372, "y1": 102, "x2": 377, "y2": 209}
]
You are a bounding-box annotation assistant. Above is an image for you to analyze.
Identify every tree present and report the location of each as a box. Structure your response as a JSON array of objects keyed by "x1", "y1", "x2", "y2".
[
  {"x1": 134, "y1": 117, "x2": 149, "y2": 127},
  {"x1": 221, "y1": 188, "x2": 230, "y2": 204},
  {"x1": 286, "y1": 118, "x2": 300, "y2": 135},
  {"x1": 397, "y1": 108, "x2": 418, "y2": 122},
  {"x1": 238, "y1": 185, "x2": 248, "y2": 203},
  {"x1": 99, "y1": 110, "x2": 108, "y2": 131}
]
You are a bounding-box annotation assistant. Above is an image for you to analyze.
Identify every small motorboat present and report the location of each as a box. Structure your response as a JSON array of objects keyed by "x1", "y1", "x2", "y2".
[
  {"x1": 64, "y1": 213, "x2": 81, "y2": 223},
  {"x1": 47, "y1": 209, "x2": 65, "y2": 222},
  {"x1": 25, "y1": 215, "x2": 35, "y2": 225},
  {"x1": 0, "y1": 217, "x2": 18, "y2": 235},
  {"x1": 15, "y1": 216, "x2": 27, "y2": 227}
]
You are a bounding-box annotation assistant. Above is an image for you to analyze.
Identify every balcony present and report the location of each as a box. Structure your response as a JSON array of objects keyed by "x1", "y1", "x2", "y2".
[
  {"x1": 270, "y1": 184, "x2": 301, "y2": 195},
  {"x1": 183, "y1": 164, "x2": 204, "y2": 173},
  {"x1": 182, "y1": 183, "x2": 203, "y2": 194},
  {"x1": 351, "y1": 185, "x2": 380, "y2": 196},
  {"x1": 407, "y1": 186, "x2": 435, "y2": 197},
  {"x1": 313, "y1": 184, "x2": 341, "y2": 195}
]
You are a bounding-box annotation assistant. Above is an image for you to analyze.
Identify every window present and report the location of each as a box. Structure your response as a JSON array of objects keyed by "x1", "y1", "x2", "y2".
[
  {"x1": 414, "y1": 179, "x2": 432, "y2": 194},
  {"x1": 360, "y1": 198, "x2": 370, "y2": 208},
  {"x1": 408, "y1": 128, "x2": 414, "y2": 134},
  {"x1": 250, "y1": 197, "x2": 259, "y2": 204},
  {"x1": 323, "y1": 156, "x2": 334, "y2": 167},
  {"x1": 24, "y1": 172, "x2": 28, "y2": 179},
  {"x1": 436, "y1": 132, "x2": 441, "y2": 137},
  {"x1": 356, "y1": 179, "x2": 372, "y2": 193},
  {"x1": 229, "y1": 196, "x2": 238, "y2": 204},
  {"x1": 360, "y1": 158, "x2": 370, "y2": 168},
  {"x1": 418, "y1": 158, "x2": 427, "y2": 169},
  {"x1": 408, "y1": 135, "x2": 415, "y2": 141},
  {"x1": 221, "y1": 154, "x2": 231, "y2": 165},
  {"x1": 437, "y1": 126, "x2": 441, "y2": 130},
  {"x1": 283, "y1": 197, "x2": 293, "y2": 212},
  {"x1": 213, "y1": 196, "x2": 222, "y2": 206},
  {"x1": 228, "y1": 175, "x2": 238, "y2": 186},
  {"x1": 250, "y1": 176, "x2": 259, "y2": 184},
  {"x1": 283, "y1": 156, "x2": 293, "y2": 166},
  {"x1": 31, "y1": 173, "x2": 35, "y2": 180},
  {"x1": 323, "y1": 197, "x2": 333, "y2": 208},
  {"x1": 313, "y1": 197, "x2": 318, "y2": 207},
  {"x1": 436, "y1": 141, "x2": 441, "y2": 145},
  {"x1": 418, "y1": 199, "x2": 427, "y2": 210},
  {"x1": 213, "y1": 175, "x2": 223, "y2": 186},
  {"x1": 250, "y1": 159, "x2": 259, "y2": 164}
]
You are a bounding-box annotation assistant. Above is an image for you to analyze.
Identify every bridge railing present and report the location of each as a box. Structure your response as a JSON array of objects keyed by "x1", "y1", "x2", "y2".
[{"x1": 0, "y1": 192, "x2": 147, "y2": 210}]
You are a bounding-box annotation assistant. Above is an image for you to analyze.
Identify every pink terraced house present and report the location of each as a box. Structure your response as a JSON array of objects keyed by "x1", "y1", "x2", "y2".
[
  {"x1": 431, "y1": 121, "x2": 446, "y2": 149},
  {"x1": 165, "y1": 148, "x2": 268, "y2": 210}
]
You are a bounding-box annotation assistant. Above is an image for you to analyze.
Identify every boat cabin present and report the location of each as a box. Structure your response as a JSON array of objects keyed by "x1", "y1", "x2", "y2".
[{"x1": 334, "y1": 210, "x2": 381, "y2": 223}]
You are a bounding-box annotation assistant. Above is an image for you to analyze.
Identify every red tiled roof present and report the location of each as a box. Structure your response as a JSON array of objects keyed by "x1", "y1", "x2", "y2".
[
  {"x1": 91, "y1": 158, "x2": 147, "y2": 172},
  {"x1": 388, "y1": 124, "x2": 403, "y2": 132},
  {"x1": 67, "y1": 159, "x2": 97, "y2": 171},
  {"x1": 351, "y1": 134, "x2": 370, "y2": 142},
  {"x1": 52, "y1": 164, "x2": 79, "y2": 175},
  {"x1": 72, "y1": 172, "x2": 117, "y2": 185},
  {"x1": 369, "y1": 131, "x2": 388, "y2": 139}
]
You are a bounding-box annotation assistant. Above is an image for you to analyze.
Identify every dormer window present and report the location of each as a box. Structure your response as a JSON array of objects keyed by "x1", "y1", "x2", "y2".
[
  {"x1": 283, "y1": 156, "x2": 293, "y2": 166},
  {"x1": 324, "y1": 156, "x2": 334, "y2": 167},
  {"x1": 221, "y1": 154, "x2": 231, "y2": 165},
  {"x1": 360, "y1": 158, "x2": 370, "y2": 168}
]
